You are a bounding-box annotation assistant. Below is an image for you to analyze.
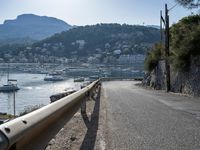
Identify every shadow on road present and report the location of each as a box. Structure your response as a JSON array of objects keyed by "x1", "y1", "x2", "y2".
[{"x1": 80, "y1": 87, "x2": 101, "y2": 150}]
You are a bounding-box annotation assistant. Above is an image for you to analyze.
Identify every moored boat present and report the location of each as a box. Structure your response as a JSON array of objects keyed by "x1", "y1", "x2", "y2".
[
  {"x1": 0, "y1": 63, "x2": 20, "y2": 92},
  {"x1": 44, "y1": 75, "x2": 64, "y2": 81},
  {"x1": 74, "y1": 77, "x2": 84, "y2": 82},
  {"x1": 0, "y1": 79, "x2": 20, "y2": 92}
]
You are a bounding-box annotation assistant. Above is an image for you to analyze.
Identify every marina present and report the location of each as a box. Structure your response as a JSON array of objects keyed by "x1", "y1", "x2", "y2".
[
  {"x1": 0, "y1": 73, "x2": 80, "y2": 115},
  {"x1": 0, "y1": 63, "x2": 143, "y2": 116}
]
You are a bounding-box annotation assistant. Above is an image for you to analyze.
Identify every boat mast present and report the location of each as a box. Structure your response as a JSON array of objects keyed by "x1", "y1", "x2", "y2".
[{"x1": 7, "y1": 63, "x2": 10, "y2": 83}]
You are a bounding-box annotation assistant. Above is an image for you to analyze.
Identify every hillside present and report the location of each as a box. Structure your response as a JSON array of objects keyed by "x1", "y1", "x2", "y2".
[
  {"x1": 33, "y1": 24, "x2": 160, "y2": 57},
  {"x1": 0, "y1": 14, "x2": 72, "y2": 45},
  {"x1": 0, "y1": 24, "x2": 160, "y2": 63},
  {"x1": 143, "y1": 15, "x2": 200, "y2": 96}
]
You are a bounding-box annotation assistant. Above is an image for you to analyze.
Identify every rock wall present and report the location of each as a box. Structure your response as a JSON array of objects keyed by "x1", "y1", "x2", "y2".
[
  {"x1": 170, "y1": 61, "x2": 200, "y2": 96},
  {"x1": 142, "y1": 60, "x2": 166, "y2": 90},
  {"x1": 155, "y1": 60, "x2": 166, "y2": 90},
  {"x1": 142, "y1": 58, "x2": 200, "y2": 96}
]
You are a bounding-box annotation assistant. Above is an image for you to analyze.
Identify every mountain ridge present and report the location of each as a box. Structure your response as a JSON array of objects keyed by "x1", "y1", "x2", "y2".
[
  {"x1": 33, "y1": 23, "x2": 160, "y2": 57},
  {"x1": 0, "y1": 14, "x2": 73, "y2": 45}
]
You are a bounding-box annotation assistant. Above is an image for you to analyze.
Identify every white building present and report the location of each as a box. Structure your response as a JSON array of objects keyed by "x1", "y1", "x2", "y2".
[
  {"x1": 118, "y1": 54, "x2": 145, "y2": 64},
  {"x1": 113, "y1": 49, "x2": 122, "y2": 55}
]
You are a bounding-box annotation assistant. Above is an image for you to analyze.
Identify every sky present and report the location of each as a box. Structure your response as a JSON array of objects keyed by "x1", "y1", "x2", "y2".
[{"x1": 0, "y1": 0, "x2": 196, "y2": 26}]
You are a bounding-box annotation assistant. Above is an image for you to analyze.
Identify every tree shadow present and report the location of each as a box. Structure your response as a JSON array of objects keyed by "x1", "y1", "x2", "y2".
[{"x1": 80, "y1": 87, "x2": 101, "y2": 150}]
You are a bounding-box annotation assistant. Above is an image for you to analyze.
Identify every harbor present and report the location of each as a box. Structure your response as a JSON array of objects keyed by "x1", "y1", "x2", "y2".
[
  {"x1": 0, "y1": 63, "x2": 144, "y2": 116},
  {"x1": 0, "y1": 73, "x2": 80, "y2": 115}
]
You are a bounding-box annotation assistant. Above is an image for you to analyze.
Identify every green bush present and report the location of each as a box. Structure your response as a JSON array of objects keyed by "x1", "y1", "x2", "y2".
[
  {"x1": 19, "y1": 104, "x2": 44, "y2": 116},
  {"x1": 144, "y1": 43, "x2": 163, "y2": 71},
  {"x1": 170, "y1": 15, "x2": 200, "y2": 72},
  {"x1": 145, "y1": 15, "x2": 200, "y2": 72}
]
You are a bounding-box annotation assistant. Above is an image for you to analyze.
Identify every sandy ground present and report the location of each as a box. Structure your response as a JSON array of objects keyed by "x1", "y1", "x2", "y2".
[{"x1": 46, "y1": 86, "x2": 106, "y2": 150}]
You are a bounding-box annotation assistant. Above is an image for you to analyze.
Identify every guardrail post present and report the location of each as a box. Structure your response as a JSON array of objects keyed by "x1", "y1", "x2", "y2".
[
  {"x1": 81, "y1": 81, "x2": 100, "y2": 114},
  {"x1": 96, "y1": 83, "x2": 101, "y2": 98},
  {"x1": 81, "y1": 97, "x2": 87, "y2": 114},
  {"x1": 91, "y1": 88, "x2": 96, "y2": 101},
  {"x1": 81, "y1": 89, "x2": 91, "y2": 114}
]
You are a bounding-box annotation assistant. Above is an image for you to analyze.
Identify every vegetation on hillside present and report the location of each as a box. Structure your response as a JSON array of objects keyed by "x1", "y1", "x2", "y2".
[
  {"x1": 145, "y1": 15, "x2": 200, "y2": 72},
  {"x1": 0, "y1": 44, "x2": 27, "y2": 61},
  {"x1": 33, "y1": 23, "x2": 160, "y2": 57},
  {"x1": 170, "y1": 15, "x2": 200, "y2": 71},
  {"x1": 0, "y1": 24, "x2": 160, "y2": 63},
  {"x1": 144, "y1": 43, "x2": 163, "y2": 71}
]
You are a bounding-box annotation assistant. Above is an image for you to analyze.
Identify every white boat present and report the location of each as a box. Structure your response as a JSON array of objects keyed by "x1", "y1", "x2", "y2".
[
  {"x1": 74, "y1": 77, "x2": 85, "y2": 82},
  {"x1": 44, "y1": 75, "x2": 64, "y2": 81},
  {"x1": 0, "y1": 64, "x2": 20, "y2": 92},
  {"x1": 0, "y1": 80, "x2": 20, "y2": 92}
]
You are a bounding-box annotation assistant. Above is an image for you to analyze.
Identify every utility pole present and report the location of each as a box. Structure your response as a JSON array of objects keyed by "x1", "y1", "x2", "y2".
[
  {"x1": 160, "y1": 10, "x2": 163, "y2": 43},
  {"x1": 165, "y1": 4, "x2": 170, "y2": 92},
  {"x1": 160, "y1": 4, "x2": 170, "y2": 92}
]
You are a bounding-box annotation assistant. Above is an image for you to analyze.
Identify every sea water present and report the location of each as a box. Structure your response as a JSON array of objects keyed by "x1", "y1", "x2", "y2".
[{"x1": 0, "y1": 73, "x2": 79, "y2": 115}]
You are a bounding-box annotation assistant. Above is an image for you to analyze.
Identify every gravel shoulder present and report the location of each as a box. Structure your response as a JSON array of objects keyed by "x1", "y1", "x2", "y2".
[{"x1": 46, "y1": 86, "x2": 107, "y2": 150}]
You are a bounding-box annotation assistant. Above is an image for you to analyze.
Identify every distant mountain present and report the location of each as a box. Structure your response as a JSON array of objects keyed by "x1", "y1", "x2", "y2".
[
  {"x1": 146, "y1": 25, "x2": 160, "y2": 29},
  {"x1": 0, "y1": 14, "x2": 73, "y2": 45},
  {"x1": 0, "y1": 23, "x2": 160, "y2": 63}
]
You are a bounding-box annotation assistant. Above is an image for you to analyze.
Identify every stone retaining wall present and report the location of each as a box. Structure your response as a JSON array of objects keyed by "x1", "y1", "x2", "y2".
[{"x1": 142, "y1": 58, "x2": 200, "y2": 96}]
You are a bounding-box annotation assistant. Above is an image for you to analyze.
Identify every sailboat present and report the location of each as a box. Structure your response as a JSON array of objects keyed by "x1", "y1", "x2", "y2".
[{"x1": 0, "y1": 64, "x2": 20, "y2": 92}]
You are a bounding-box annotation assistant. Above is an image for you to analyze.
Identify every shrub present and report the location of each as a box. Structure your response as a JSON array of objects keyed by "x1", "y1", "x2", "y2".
[
  {"x1": 144, "y1": 43, "x2": 163, "y2": 71},
  {"x1": 170, "y1": 15, "x2": 200, "y2": 72},
  {"x1": 19, "y1": 104, "x2": 45, "y2": 116}
]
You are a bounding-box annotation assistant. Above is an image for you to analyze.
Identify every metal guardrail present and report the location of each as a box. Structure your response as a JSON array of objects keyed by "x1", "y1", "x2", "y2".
[{"x1": 0, "y1": 80, "x2": 100, "y2": 150}]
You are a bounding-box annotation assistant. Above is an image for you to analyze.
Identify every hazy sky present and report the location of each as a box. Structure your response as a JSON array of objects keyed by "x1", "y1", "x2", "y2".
[{"x1": 0, "y1": 0, "x2": 196, "y2": 26}]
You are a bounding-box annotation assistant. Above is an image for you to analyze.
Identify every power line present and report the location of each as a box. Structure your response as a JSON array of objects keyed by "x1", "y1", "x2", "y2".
[{"x1": 168, "y1": 3, "x2": 178, "y2": 12}]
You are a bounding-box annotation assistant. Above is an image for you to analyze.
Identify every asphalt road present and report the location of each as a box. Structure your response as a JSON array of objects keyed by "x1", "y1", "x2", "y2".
[{"x1": 102, "y1": 81, "x2": 200, "y2": 150}]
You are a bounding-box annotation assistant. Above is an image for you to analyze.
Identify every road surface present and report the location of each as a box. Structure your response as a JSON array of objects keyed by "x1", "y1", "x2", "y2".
[{"x1": 102, "y1": 81, "x2": 200, "y2": 150}]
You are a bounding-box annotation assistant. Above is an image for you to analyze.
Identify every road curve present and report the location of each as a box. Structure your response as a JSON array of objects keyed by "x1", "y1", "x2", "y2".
[{"x1": 102, "y1": 81, "x2": 200, "y2": 150}]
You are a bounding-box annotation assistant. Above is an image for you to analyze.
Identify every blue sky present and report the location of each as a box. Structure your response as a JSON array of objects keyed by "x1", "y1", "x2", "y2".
[{"x1": 0, "y1": 0, "x2": 196, "y2": 26}]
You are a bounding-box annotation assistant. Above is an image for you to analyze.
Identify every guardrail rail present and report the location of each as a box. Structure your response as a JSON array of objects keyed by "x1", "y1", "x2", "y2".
[{"x1": 0, "y1": 80, "x2": 100, "y2": 150}]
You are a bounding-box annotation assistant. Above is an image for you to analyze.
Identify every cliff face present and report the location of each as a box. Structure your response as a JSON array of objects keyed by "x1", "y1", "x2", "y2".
[{"x1": 143, "y1": 57, "x2": 200, "y2": 96}]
